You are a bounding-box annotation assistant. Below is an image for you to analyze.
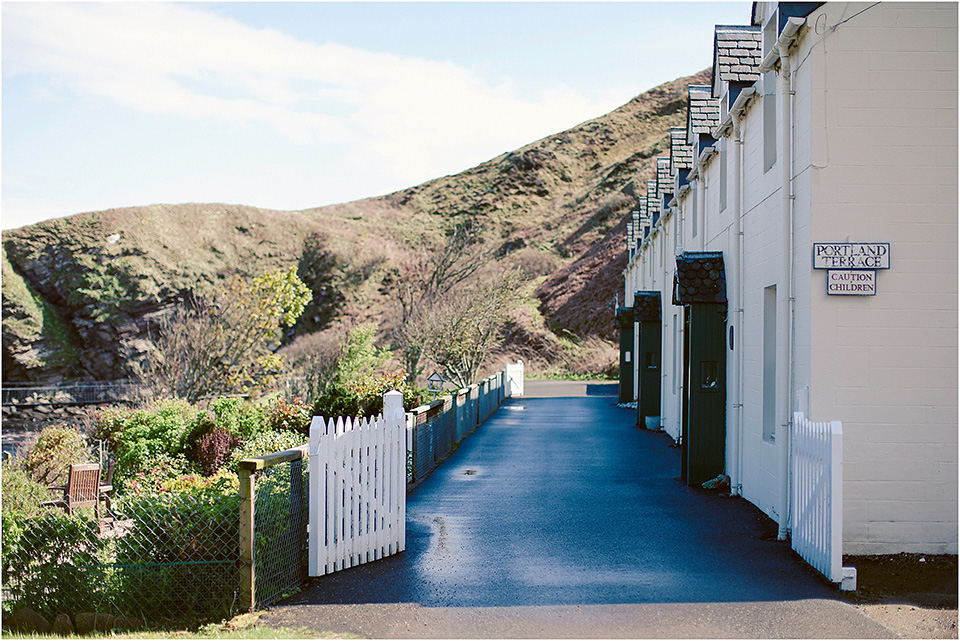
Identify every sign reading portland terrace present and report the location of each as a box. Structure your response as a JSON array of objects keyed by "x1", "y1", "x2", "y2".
[
  {"x1": 812, "y1": 242, "x2": 890, "y2": 296},
  {"x1": 812, "y1": 242, "x2": 890, "y2": 270}
]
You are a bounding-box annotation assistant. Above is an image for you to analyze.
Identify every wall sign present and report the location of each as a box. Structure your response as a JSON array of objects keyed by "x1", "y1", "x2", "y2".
[
  {"x1": 812, "y1": 243, "x2": 890, "y2": 270},
  {"x1": 813, "y1": 242, "x2": 889, "y2": 296},
  {"x1": 827, "y1": 270, "x2": 876, "y2": 296}
]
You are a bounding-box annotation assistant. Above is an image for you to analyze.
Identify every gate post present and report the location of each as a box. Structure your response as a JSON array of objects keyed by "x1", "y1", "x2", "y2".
[
  {"x1": 383, "y1": 391, "x2": 407, "y2": 552},
  {"x1": 238, "y1": 469, "x2": 256, "y2": 612}
]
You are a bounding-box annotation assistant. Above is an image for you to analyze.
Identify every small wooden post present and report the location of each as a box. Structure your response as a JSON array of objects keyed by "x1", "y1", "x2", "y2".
[{"x1": 239, "y1": 468, "x2": 256, "y2": 612}]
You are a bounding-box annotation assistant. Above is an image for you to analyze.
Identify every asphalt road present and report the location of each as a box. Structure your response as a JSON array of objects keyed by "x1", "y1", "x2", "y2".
[{"x1": 261, "y1": 381, "x2": 892, "y2": 638}]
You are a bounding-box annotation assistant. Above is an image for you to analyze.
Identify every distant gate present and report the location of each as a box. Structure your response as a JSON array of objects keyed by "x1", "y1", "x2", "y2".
[{"x1": 307, "y1": 391, "x2": 406, "y2": 577}]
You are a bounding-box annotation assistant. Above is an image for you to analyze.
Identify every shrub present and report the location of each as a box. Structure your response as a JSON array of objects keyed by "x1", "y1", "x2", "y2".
[
  {"x1": 182, "y1": 410, "x2": 217, "y2": 466},
  {"x1": 23, "y1": 425, "x2": 91, "y2": 486},
  {"x1": 141, "y1": 266, "x2": 312, "y2": 403},
  {"x1": 112, "y1": 479, "x2": 241, "y2": 620},
  {"x1": 121, "y1": 452, "x2": 194, "y2": 496},
  {"x1": 1, "y1": 459, "x2": 50, "y2": 518},
  {"x1": 229, "y1": 430, "x2": 306, "y2": 469},
  {"x1": 209, "y1": 397, "x2": 265, "y2": 440},
  {"x1": 2, "y1": 509, "x2": 111, "y2": 619},
  {"x1": 311, "y1": 326, "x2": 415, "y2": 418},
  {"x1": 94, "y1": 400, "x2": 197, "y2": 491},
  {"x1": 195, "y1": 428, "x2": 241, "y2": 476},
  {"x1": 266, "y1": 395, "x2": 312, "y2": 435}
]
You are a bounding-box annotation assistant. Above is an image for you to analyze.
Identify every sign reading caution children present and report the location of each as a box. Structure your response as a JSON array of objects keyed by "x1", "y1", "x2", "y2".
[{"x1": 812, "y1": 242, "x2": 890, "y2": 296}]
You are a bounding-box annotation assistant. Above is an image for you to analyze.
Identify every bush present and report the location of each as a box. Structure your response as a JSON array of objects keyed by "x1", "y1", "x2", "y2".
[
  {"x1": 266, "y1": 396, "x2": 312, "y2": 435},
  {"x1": 1, "y1": 459, "x2": 50, "y2": 518},
  {"x1": 2, "y1": 509, "x2": 111, "y2": 619},
  {"x1": 194, "y1": 428, "x2": 241, "y2": 476},
  {"x1": 209, "y1": 397, "x2": 265, "y2": 440},
  {"x1": 229, "y1": 430, "x2": 306, "y2": 469},
  {"x1": 94, "y1": 400, "x2": 197, "y2": 491},
  {"x1": 111, "y1": 479, "x2": 240, "y2": 620},
  {"x1": 23, "y1": 426, "x2": 92, "y2": 486},
  {"x1": 121, "y1": 452, "x2": 194, "y2": 496},
  {"x1": 311, "y1": 325, "x2": 418, "y2": 418}
]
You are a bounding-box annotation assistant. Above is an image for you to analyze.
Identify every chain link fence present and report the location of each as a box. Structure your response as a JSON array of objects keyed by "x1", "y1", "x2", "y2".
[
  {"x1": 2, "y1": 380, "x2": 143, "y2": 406},
  {"x1": 2, "y1": 452, "x2": 311, "y2": 627},
  {"x1": 239, "y1": 450, "x2": 309, "y2": 610},
  {"x1": 407, "y1": 371, "x2": 507, "y2": 484},
  {"x1": 2, "y1": 490, "x2": 240, "y2": 626}
]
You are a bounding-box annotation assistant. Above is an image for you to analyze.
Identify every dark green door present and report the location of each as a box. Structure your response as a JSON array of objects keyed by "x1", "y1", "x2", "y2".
[
  {"x1": 682, "y1": 303, "x2": 727, "y2": 487},
  {"x1": 637, "y1": 319, "x2": 661, "y2": 428},
  {"x1": 616, "y1": 307, "x2": 634, "y2": 404}
]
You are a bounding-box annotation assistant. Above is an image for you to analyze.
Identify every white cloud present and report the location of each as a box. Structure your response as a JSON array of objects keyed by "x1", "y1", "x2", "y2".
[{"x1": 4, "y1": 1, "x2": 620, "y2": 198}]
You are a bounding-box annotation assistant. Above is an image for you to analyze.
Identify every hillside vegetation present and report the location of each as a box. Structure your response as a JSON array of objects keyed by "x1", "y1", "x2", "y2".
[{"x1": 2, "y1": 69, "x2": 708, "y2": 384}]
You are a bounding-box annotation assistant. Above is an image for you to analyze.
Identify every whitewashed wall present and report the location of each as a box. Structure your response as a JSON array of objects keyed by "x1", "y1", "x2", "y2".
[{"x1": 801, "y1": 2, "x2": 958, "y2": 554}]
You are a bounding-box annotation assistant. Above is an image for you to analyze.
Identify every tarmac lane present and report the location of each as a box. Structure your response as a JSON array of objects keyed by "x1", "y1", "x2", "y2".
[{"x1": 261, "y1": 381, "x2": 893, "y2": 638}]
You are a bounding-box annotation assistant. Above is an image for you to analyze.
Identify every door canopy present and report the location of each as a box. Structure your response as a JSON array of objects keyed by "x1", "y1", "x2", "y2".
[
  {"x1": 633, "y1": 291, "x2": 662, "y2": 322},
  {"x1": 675, "y1": 252, "x2": 727, "y2": 305}
]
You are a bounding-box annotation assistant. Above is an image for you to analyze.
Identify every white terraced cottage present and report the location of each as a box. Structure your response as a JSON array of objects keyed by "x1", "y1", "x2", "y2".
[{"x1": 621, "y1": 2, "x2": 957, "y2": 555}]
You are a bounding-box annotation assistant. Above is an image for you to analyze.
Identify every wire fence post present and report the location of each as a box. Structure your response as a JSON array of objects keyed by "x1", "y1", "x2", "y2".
[{"x1": 238, "y1": 468, "x2": 256, "y2": 612}]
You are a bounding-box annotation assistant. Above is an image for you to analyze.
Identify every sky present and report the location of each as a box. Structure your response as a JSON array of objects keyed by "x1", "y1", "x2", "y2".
[{"x1": 2, "y1": 1, "x2": 750, "y2": 231}]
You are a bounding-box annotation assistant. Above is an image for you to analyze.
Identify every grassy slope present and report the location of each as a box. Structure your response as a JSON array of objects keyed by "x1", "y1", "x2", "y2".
[{"x1": 1, "y1": 70, "x2": 708, "y2": 382}]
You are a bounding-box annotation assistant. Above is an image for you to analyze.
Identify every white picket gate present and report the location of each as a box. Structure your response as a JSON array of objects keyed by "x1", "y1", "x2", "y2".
[
  {"x1": 791, "y1": 411, "x2": 849, "y2": 586},
  {"x1": 308, "y1": 391, "x2": 406, "y2": 577}
]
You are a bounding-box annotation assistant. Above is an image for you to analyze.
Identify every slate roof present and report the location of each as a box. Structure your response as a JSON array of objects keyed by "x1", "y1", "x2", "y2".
[
  {"x1": 670, "y1": 126, "x2": 693, "y2": 172},
  {"x1": 675, "y1": 251, "x2": 727, "y2": 304},
  {"x1": 633, "y1": 291, "x2": 662, "y2": 322},
  {"x1": 712, "y1": 25, "x2": 762, "y2": 95},
  {"x1": 646, "y1": 179, "x2": 660, "y2": 222},
  {"x1": 687, "y1": 85, "x2": 720, "y2": 142},
  {"x1": 657, "y1": 158, "x2": 672, "y2": 195}
]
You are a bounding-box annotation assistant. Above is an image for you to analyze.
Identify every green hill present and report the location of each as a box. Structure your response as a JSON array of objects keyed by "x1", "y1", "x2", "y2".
[{"x1": 2, "y1": 69, "x2": 708, "y2": 384}]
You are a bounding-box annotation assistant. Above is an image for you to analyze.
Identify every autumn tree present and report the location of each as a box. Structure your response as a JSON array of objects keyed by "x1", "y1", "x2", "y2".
[
  {"x1": 423, "y1": 268, "x2": 522, "y2": 388},
  {"x1": 144, "y1": 266, "x2": 311, "y2": 403},
  {"x1": 390, "y1": 221, "x2": 488, "y2": 384}
]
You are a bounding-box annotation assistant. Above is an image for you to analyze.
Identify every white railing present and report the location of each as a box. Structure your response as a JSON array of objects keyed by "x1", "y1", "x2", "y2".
[
  {"x1": 791, "y1": 412, "x2": 854, "y2": 588},
  {"x1": 307, "y1": 391, "x2": 406, "y2": 577}
]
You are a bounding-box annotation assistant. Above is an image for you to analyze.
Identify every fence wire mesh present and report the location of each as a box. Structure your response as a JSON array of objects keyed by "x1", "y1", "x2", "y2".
[
  {"x1": 2, "y1": 491, "x2": 240, "y2": 626},
  {"x1": 250, "y1": 457, "x2": 309, "y2": 609}
]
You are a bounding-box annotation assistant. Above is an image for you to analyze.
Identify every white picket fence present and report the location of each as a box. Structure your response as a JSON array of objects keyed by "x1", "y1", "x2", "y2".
[
  {"x1": 307, "y1": 391, "x2": 406, "y2": 577},
  {"x1": 791, "y1": 411, "x2": 849, "y2": 586}
]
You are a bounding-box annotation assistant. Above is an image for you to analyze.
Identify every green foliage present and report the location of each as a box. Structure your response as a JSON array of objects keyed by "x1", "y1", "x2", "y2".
[
  {"x1": 229, "y1": 431, "x2": 306, "y2": 468},
  {"x1": 112, "y1": 482, "x2": 241, "y2": 620},
  {"x1": 23, "y1": 425, "x2": 92, "y2": 486},
  {"x1": 248, "y1": 462, "x2": 308, "y2": 606},
  {"x1": 1, "y1": 459, "x2": 51, "y2": 519},
  {"x1": 95, "y1": 400, "x2": 198, "y2": 491},
  {"x1": 334, "y1": 323, "x2": 388, "y2": 382},
  {"x1": 2, "y1": 509, "x2": 112, "y2": 618},
  {"x1": 120, "y1": 452, "x2": 195, "y2": 496},
  {"x1": 310, "y1": 323, "x2": 417, "y2": 419},
  {"x1": 210, "y1": 397, "x2": 266, "y2": 440}
]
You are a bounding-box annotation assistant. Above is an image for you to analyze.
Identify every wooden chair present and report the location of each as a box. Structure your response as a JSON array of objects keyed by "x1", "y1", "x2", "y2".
[{"x1": 41, "y1": 463, "x2": 112, "y2": 519}]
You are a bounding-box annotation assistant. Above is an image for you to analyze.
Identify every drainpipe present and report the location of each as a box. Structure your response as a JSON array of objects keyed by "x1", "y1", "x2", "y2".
[
  {"x1": 730, "y1": 110, "x2": 744, "y2": 497},
  {"x1": 697, "y1": 161, "x2": 707, "y2": 251},
  {"x1": 764, "y1": 16, "x2": 804, "y2": 541}
]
